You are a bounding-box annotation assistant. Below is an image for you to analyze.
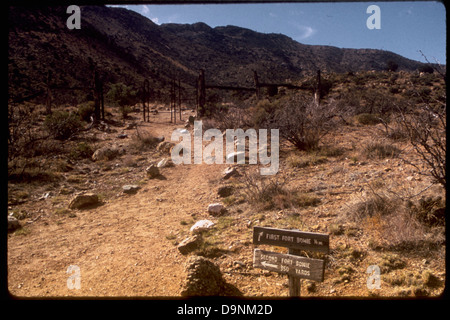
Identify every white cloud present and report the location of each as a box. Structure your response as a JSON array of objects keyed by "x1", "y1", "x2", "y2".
[
  {"x1": 141, "y1": 5, "x2": 149, "y2": 15},
  {"x1": 151, "y1": 17, "x2": 160, "y2": 25},
  {"x1": 296, "y1": 25, "x2": 316, "y2": 40}
]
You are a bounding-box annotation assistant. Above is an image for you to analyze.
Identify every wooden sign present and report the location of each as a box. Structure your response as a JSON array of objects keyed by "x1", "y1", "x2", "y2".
[
  {"x1": 253, "y1": 249, "x2": 325, "y2": 282},
  {"x1": 253, "y1": 226, "x2": 329, "y2": 254}
]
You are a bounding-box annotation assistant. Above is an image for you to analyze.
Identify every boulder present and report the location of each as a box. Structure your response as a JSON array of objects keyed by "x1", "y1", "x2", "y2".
[
  {"x1": 8, "y1": 216, "x2": 21, "y2": 232},
  {"x1": 157, "y1": 158, "x2": 174, "y2": 168},
  {"x1": 190, "y1": 220, "x2": 215, "y2": 234},
  {"x1": 177, "y1": 235, "x2": 202, "y2": 255},
  {"x1": 180, "y1": 256, "x2": 242, "y2": 296},
  {"x1": 92, "y1": 145, "x2": 125, "y2": 161},
  {"x1": 157, "y1": 141, "x2": 175, "y2": 155},
  {"x1": 208, "y1": 203, "x2": 225, "y2": 216},
  {"x1": 145, "y1": 164, "x2": 160, "y2": 178},
  {"x1": 122, "y1": 185, "x2": 140, "y2": 194},
  {"x1": 217, "y1": 185, "x2": 234, "y2": 197},
  {"x1": 68, "y1": 193, "x2": 99, "y2": 209}
]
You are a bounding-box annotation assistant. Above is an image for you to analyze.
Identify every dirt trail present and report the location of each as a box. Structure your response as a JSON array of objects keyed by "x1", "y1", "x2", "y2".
[
  {"x1": 7, "y1": 116, "x2": 231, "y2": 297},
  {"x1": 7, "y1": 112, "x2": 446, "y2": 298}
]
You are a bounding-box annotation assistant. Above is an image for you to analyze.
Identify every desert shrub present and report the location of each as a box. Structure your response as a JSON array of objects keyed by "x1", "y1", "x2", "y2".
[
  {"x1": 130, "y1": 126, "x2": 160, "y2": 151},
  {"x1": 397, "y1": 102, "x2": 446, "y2": 187},
  {"x1": 106, "y1": 82, "x2": 137, "y2": 119},
  {"x1": 241, "y1": 170, "x2": 291, "y2": 210},
  {"x1": 44, "y1": 110, "x2": 82, "y2": 140},
  {"x1": 362, "y1": 141, "x2": 401, "y2": 159},
  {"x1": 77, "y1": 101, "x2": 95, "y2": 122},
  {"x1": 213, "y1": 106, "x2": 247, "y2": 130},
  {"x1": 249, "y1": 99, "x2": 279, "y2": 128},
  {"x1": 240, "y1": 168, "x2": 320, "y2": 210},
  {"x1": 354, "y1": 192, "x2": 397, "y2": 219},
  {"x1": 418, "y1": 65, "x2": 434, "y2": 74},
  {"x1": 407, "y1": 196, "x2": 445, "y2": 227},
  {"x1": 355, "y1": 113, "x2": 383, "y2": 125},
  {"x1": 287, "y1": 153, "x2": 328, "y2": 168},
  {"x1": 269, "y1": 95, "x2": 338, "y2": 151},
  {"x1": 69, "y1": 142, "x2": 94, "y2": 160}
]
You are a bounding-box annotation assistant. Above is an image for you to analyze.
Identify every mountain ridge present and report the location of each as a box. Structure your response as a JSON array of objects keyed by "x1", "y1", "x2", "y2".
[{"x1": 8, "y1": 5, "x2": 435, "y2": 103}]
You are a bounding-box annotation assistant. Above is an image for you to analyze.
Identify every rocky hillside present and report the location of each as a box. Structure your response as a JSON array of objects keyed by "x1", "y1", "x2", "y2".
[{"x1": 8, "y1": 5, "x2": 432, "y2": 104}]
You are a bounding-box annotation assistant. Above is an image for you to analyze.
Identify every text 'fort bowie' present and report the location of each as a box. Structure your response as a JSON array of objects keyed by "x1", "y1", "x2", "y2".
[
  {"x1": 265, "y1": 233, "x2": 314, "y2": 245},
  {"x1": 253, "y1": 226, "x2": 329, "y2": 253},
  {"x1": 254, "y1": 249, "x2": 325, "y2": 281}
]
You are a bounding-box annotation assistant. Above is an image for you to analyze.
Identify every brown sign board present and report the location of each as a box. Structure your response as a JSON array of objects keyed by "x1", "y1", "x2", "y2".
[
  {"x1": 253, "y1": 249, "x2": 325, "y2": 282},
  {"x1": 253, "y1": 226, "x2": 329, "y2": 254}
]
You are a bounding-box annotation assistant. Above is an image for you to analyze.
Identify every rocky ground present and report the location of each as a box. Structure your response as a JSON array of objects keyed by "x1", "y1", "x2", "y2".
[{"x1": 7, "y1": 107, "x2": 446, "y2": 298}]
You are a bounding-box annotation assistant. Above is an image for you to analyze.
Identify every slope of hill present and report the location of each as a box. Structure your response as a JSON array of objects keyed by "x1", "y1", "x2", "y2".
[{"x1": 8, "y1": 5, "x2": 432, "y2": 103}]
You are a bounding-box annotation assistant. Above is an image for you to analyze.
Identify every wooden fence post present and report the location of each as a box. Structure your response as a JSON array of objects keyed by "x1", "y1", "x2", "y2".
[
  {"x1": 197, "y1": 69, "x2": 206, "y2": 117},
  {"x1": 45, "y1": 71, "x2": 52, "y2": 114},
  {"x1": 142, "y1": 79, "x2": 150, "y2": 122},
  {"x1": 288, "y1": 248, "x2": 302, "y2": 297},
  {"x1": 178, "y1": 78, "x2": 182, "y2": 121},
  {"x1": 93, "y1": 69, "x2": 101, "y2": 122},
  {"x1": 253, "y1": 70, "x2": 260, "y2": 100},
  {"x1": 315, "y1": 69, "x2": 322, "y2": 106}
]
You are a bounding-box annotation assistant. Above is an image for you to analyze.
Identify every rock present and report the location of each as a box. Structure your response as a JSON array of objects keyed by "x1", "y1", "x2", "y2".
[
  {"x1": 8, "y1": 216, "x2": 21, "y2": 232},
  {"x1": 126, "y1": 122, "x2": 136, "y2": 130},
  {"x1": 180, "y1": 256, "x2": 242, "y2": 296},
  {"x1": 122, "y1": 185, "x2": 140, "y2": 194},
  {"x1": 145, "y1": 164, "x2": 160, "y2": 178},
  {"x1": 92, "y1": 145, "x2": 125, "y2": 161},
  {"x1": 177, "y1": 235, "x2": 202, "y2": 255},
  {"x1": 68, "y1": 193, "x2": 99, "y2": 209},
  {"x1": 157, "y1": 141, "x2": 175, "y2": 155},
  {"x1": 305, "y1": 280, "x2": 317, "y2": 292},
  {"x1": 217, "y1": 185, "x2": 234, "y2": 197},
  {"x1": 208, "y1": 203, "x2": 225, "y2": 216},
  {"x1": 222, "y1": 167, "x2": 240, "y2": 180},
  {"x1": 157, "y1": 158, "x2": 174, "y2": 168},
  {"x1": 190, "y1": 220, "x2": 215, "y2": 234},
  {"x1": 117, "y1": 133, "x2": 128, "y2": 139}
]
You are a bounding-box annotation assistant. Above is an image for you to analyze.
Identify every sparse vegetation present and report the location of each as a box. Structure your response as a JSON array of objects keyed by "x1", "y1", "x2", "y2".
[
  {"x1": 7, "y1": 44, "x2": 445, "y2": 298},
  {"x1": 44, "y1": 110, "x2": 83, "y2": 140},
  {"x1": 362, "y1": 141, "x2": 401, "y2": 159}
]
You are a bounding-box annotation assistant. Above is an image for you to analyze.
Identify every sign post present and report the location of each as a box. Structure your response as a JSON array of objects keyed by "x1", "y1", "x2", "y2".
[{"x1": 253, "y1": 226, "x2": 329, "y2": 297}]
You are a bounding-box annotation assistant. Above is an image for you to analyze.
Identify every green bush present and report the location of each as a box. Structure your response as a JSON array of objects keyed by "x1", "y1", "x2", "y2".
[
  {"x1": 77, "y1": 101, "x2": 95, "y2": 122},
  {"x1": 69, "y1": 142, "x2": 94, "y2": 160},
  {"x1": 44, "y1": 110, "x2": 82, "y2": 140}
]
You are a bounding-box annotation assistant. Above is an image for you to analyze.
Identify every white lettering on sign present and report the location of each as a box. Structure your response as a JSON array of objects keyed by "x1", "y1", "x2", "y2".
[
  {"x1": 282, "y1": 235, "x2": 294, "y2": 242},
  {"x1": 266, "y1": 234, "x2": 280, "y2": 241},
  {"x1": 296, "y1": 269, "x2": 310, "y2": 276},
  {"x1": 296, "y1": 237, "x2": 311, "y2": 244},
  {"x1": 295, "y1": 261, "x2": 310, "y2": 268},
  {"x1": 260, "y1": 254, "x2": 277, "y2": 263},
  {"x1": 281, "y1": 258, "x2": 293, "y2": 265}
]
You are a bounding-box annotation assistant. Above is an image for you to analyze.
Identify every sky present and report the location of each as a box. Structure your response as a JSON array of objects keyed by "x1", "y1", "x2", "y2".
[{"x1": 111, "y1": 1, "x2": 446, "y2": 64}]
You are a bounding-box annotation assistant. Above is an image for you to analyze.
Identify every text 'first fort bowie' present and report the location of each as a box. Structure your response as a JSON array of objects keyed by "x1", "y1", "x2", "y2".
[{"x1": 170, "y1": 120, "x2": 279, "y2": 175}]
